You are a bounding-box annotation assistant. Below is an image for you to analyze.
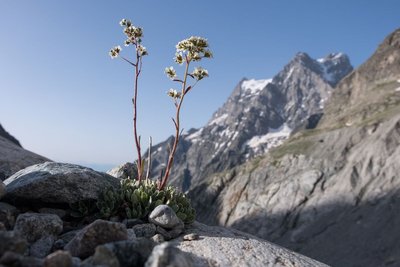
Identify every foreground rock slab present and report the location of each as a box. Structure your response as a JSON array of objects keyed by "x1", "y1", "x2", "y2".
[
  {"x1": 174, "y1": 222, "x2": 328, "y2": 267},
  {"x1": 3, "y1": 162, "x2": 120, "y2": 204}
]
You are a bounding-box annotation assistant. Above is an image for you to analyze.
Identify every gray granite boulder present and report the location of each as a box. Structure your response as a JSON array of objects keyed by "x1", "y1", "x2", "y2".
[
  {"x1": 64, "y1": 219, "x2": 127, "y2": 259},
  {"x1": 4, "y1": 162, "x2": 120, "y2": 204}
]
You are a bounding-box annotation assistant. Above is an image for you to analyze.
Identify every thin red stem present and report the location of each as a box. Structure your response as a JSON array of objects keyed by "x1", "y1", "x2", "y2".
[
  {"x1": 133, "y1": 44, "x2": 143, "y2": 182},
  {"x1": 159, "y1": 58, "x2": 190, "y2": 190}
]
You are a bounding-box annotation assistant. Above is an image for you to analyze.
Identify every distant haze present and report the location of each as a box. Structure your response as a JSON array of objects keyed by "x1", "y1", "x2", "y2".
[{"x1": 0, "y1": 0, "x2": 399, "y2": 171}]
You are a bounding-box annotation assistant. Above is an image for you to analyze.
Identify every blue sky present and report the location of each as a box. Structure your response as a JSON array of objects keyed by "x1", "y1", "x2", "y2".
[{"x1": 0, "y1": 1, "x2": 399, "y2": 171}]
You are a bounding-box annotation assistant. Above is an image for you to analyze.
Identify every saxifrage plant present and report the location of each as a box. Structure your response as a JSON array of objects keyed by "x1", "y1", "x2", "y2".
[{"x1": 106, "y1": 18, "x2": 212, "y2": 223}]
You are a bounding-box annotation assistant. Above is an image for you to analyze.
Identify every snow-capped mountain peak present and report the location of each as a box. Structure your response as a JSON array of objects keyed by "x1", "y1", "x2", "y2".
[{"x1": 147, "y1": 52, "x2": 353, "y2": 190}]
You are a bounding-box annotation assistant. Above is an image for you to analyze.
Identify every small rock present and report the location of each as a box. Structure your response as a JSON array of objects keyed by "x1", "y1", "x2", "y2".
[
  {"x1": 132, "y1": 223, "x2": 156, "y2": 238},
  {"x1": 127, "y1": 229, "x2": 136, "y2": 241},
  {"x1": 0, "y1": 181, "x2": 5, "y2": 200},
  {"x1": 14, "y1": 213, "x2": 63, "y2": 242},
  {"x1": 122, "y1": 218, "x2": 144, "y2": 228},
  {"x1": 0, "y1": 231, "x2": 28, "y2": 255},
  {"x1": 14, "y1": 212, "x2": 63, "y2": 257},
  {"x1": 183, "y1": 233, "x2": 199, "y2": 241},
  {"x1": 151, "y1": 234, "x2": 165, "y2": 244},
  {"x1": 145, "y1": 242, "x2": 192, "y2": 267},
  {"x1": 148, "y1": 205, "x2": 183, "y2": 229},
  {"x1": 0, "y1": 222, "x2": 5, "y2": 231},
  {"x1": 38, "y1": 208, "x2": 67, "y2": 219},
  {"x1": 0, "y1": 251, "x2": 44, "y2": 267},
  {"x1": 156, "y1": 225, "x2": 183, "y2": 241},
  {"x1": 53, "y1": 229, "x2": 79, "y2": 250},
  {"x1": 44, "y1": 250, "x2": 73, "y2": 267},
  {"x1": 29, "y1": 235, "x2": 56, "y2": 258},
  {"x1": 0, "y1": 202, "x2": 19, "y2": 229},
  {"x1": 64, "y1": 219, "x2": 127, "y2": 259},
  {"x1": 91, "y1": 239, "x2": 155, "y2": 267}
]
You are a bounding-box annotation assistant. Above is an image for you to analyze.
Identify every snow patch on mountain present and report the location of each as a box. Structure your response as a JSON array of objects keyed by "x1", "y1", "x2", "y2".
[
  {"x1": 209, "y1": 113, "x2": 228, "y2": 126},
  {"x1": 241, "y1": 79, "x2": 272, "y2": 95},
  {"x1": 317, "y1": 52, "x2": 344, "y2": 63},
  {"x1": 317, "y1": 53, "x2": 347, "y2": 84},
  {"x1": 284, "y1": 68, "x2": 295, "y2": 83},
  {"x1": 187, "y1": 128, "x2": 204, "y2": 143},
  {"x1": 247, "y1": 124, "x2": 292, "y2": 150}
]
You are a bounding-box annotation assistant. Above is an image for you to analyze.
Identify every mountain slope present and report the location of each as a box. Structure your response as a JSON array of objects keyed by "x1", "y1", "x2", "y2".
[
  {"x1": 0, "y1": 125, "x2": 50, "y2": 180},
  {"x1": 149, "y1": 52, "x2": 352, "y2": 191},
  {"x1": 189, "y1": 28, "x2": 400, "y2": 267},
  {"x1": 0, "y1": 124, "x2": 21, "y2": 147}
]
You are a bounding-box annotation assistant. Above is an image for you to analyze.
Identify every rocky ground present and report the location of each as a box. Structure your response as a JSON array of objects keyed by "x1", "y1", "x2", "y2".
[{"x1": 0, "y1": 162, "x2": 327, "y2": 267}]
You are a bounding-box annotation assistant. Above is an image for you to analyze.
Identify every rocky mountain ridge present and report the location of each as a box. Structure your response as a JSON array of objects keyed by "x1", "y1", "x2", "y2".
[
  {"x1": 188, "y1": 28, "x2": 400, "y2": 267},
  {"x1": 148, "y1": 52, "x2": 353, "y2": 191}
]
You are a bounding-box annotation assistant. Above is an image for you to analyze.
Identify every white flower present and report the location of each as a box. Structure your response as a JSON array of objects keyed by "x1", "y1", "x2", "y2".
[
  {"x1": 191, "y1": 67, "x2": 208, "y2": 80},
  {"x1": 119, "y1": 19, "x2": 132, "y2": 27},
  {"x1": 167, "y1": 89, "x2": 181, "y2": 99},
  {"x1": 109, "y1": 46, "x2": 122, "y2": 59},
  {"x1": 174, "y1": 52, "x2": 184, "y2": 64},
  {"x1": 165, "y1": 66, "x2": 177, "y2": 80},
  {"x1": 137, "y1": 45, "x2": 148, "y2": 56}
]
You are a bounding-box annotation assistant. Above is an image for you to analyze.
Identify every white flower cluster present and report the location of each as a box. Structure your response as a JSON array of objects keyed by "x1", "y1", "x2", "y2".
[
  {"x1": 165, "y1": 36, "x2": 212, "y2": 100},
  {"x1": 174, "y1": 36, "x2": 212, "y2": 63},
  {"x1": 167, "y1": 89, "x2": 181, "y2": 99},
  {"x1": 109, "y1": 19, "x2": 148, "y2": 59},
  {"x1": 109, "y1": 46, "x2": 122, "y2": 59}
]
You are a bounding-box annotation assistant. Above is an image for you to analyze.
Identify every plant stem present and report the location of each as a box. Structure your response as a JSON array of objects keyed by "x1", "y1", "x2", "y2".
[
  {"x1": 145, "y1": 136, "x2": 152, "y2": 181},
  {"x1": 159, "y1": 59, "x2": 190, "y2": 190},
  {"x1": 133, "y1": 48, "x2": 143, "y2": 183}
]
